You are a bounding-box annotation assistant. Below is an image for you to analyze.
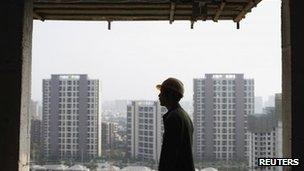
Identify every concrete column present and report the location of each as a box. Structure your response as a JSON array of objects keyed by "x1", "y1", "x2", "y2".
[
  {"x1": 282, "y1": 0, "x2": 304, "y2": 170},
  {"x1": 0, "y1": 1, "x2": 33, "y2": 171},
  {"x1": 289, "y1": 0, "x2": 304, "y2": 170},
  {"x1": 281, "y1": 0, "x2": 291, "y2": 171}
]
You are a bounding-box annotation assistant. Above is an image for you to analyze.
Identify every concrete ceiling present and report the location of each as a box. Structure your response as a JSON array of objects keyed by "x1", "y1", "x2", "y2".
[{"x1": 33, "y1": 0, "x2": 262, "y2": 24}]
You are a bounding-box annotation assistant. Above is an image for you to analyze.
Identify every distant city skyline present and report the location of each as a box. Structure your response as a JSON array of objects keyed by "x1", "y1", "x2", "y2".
[{"x1": 31, "y1": 0, "x2": 281, "y2": 102}]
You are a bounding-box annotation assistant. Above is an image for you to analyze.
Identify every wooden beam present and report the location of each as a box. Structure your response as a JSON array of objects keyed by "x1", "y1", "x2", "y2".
[
  {"x1": 33, "y1": 2, "x2": 247, "y2": 10},
  {"x1": 34, "y1": 9, "x2": 181, "y2": 15},
  {"x1": 233, "y1": 0, "x2": 261, "y2": 22},
  {"x1": 33, "y1": 11, "x2": 44, "y2": 21},
  {"x1": 191, "y1": 20, "x2": 194, "y2": 29},
  {"x1": 33, "y1": 7, "x2": 241, "y2": 15},
  {"x1": 169, "y1": 2, "x2": 175, "y2": 24},
  {"x1": 213, "y1": 1, "x2": 225, "y2": 22},
  {"x1": 32, "y1": 1, "x2": 257, "y2": 22},
  {"x1": 108, "y1": 20, "x2": 111, "y2": 30},
  {"x1": 201, "y1": 4, "x2": 207, "y2": 21},
  {"x1": 33, "y1": 13, "x2": 236, "y2": 21},
  {"x1": 34, "y1": 3, "x2": 173, "y2": 9}
]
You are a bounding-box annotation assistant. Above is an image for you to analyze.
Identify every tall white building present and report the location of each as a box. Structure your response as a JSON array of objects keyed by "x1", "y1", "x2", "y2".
[
  {"x1": 264, "y1": 95, "x2": 275, "y2": 107},
  {"x1": 193, "y1": 74, "x2": 253, "y2": 162},
  {"x1": 254, "y1": 96, "x2": 263, "y2": 114},
  {"x1": 248, "y1": 110, "x2": 278, "y2": 171},
  {"x1": 30, "y1": 100, "x2": 42, "y2": 120},
  {"x1": 248, "y1": 94, "x2": 282, "y2": 171},
  {"x1": 275, "y1": 94, "x2": 283, "y2": 161},
  {"x1": 42, "y1": 74, "x2": 101, "y2": 161},
  {"x1": 126, "y1": 101, "x2": 166, "y2": 162}
]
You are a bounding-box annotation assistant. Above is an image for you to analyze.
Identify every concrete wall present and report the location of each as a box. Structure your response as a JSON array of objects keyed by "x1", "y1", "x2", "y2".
[
  {"x1": 0, "y1": 1, "x2": 33, "y2": 171},
  {"x1": 289, "y1": 0, "x2": 304, "y2": 170},
  {"x1": 282, "y1": 0, "x2": 304, "y2": 170},
  {"x1": 281, "y1": 0, "x2": 291, "y2": 166}
]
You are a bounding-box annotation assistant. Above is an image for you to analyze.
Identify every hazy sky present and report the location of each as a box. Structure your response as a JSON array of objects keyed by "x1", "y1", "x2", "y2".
[{"x1": 32, "y1": 0, "x2": 281, "y2": 103}]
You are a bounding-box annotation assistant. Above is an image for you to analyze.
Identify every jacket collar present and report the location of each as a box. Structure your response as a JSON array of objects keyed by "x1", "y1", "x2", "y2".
[{"x1": 162, "y1": 103, "x2": 181, "y2": 121}]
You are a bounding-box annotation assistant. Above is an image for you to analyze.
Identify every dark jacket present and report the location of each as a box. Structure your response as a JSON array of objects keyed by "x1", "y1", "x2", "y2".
[{"x1": 158, "y1": 103, "x2": 195, "y2": 171}]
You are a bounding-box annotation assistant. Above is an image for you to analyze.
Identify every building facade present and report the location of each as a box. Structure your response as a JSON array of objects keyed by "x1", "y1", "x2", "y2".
[
  {"x1": 248, "y1": 94, "x2": 282, "y2": 171},
  {"x1": 193, "y1": 73, "x2": 253, "y2": 162},
  {"x1": 30, "y1": 118, "x2": 42, "y2": 161},
  {"x1": 30, "y1": 100, "x2": 42, "y2": 120},
  {"x1": 42, "y1": 74, "x2": 100, "y2": 161},
  {"x1": 101, "y1": 122, "x2": 119, "y2": 156},
  {"x1": 248, "y1": 110, "x2": 278, "y2": 170},
  {"x1": 254, "y1": 96, "x2": 263, "y2": 114},
  {"x1": 126, "y1": 101, "x2": 166, "y2": 162},
  {"x1": 31, "y1": 119, "x2": 42, "y2": 145},
  {"x1": 275, "y1": 94, "x2": 283, "y2": 161}
]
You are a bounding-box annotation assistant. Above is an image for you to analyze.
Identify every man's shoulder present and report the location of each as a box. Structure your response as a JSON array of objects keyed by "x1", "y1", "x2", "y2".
[
  {"x1": 164, "y1": 108, "x2": 183, "y2": 123},
  {"x1": 168, "y1": 107, "x2": 189, "y2": 121},
  {"x1": 166, "y1": 107, "x2": 193, "y2": 133},
  {"x1": 174, "y1": 107, "x2": 193, "y2": 127}
]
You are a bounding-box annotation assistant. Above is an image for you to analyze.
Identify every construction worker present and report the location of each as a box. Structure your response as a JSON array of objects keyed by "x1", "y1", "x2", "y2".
[{"x1": 157, "y1": 78, "x2": 195, "y2": 171}]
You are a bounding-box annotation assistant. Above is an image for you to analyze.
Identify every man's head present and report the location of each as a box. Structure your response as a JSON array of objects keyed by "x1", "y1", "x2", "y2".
[{"x1": 156, "y1": 78, "x2": 184, "y2": 107}]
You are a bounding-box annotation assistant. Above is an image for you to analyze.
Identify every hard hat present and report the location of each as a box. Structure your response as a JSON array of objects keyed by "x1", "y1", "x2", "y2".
[{"x1": 156, "y1": 77, "x2": 184, "y2": 96}]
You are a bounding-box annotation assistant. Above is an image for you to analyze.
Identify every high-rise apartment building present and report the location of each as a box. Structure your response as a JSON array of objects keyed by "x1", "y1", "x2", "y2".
[
  {"x1": 193, "y1": 74, "x2": 253, "y2": 162},
  {"x1": 126, "y1": 101, "x2": 166, "y2": 162},
  {"x1": 264, "y1": 95, "x2": 275, "y2": 107},
  {"x1": 248, "y1": 106, "x2": 281, "y2": 171},
  {"x1": 254, "y1": 96, "x2": 263, "y2": 114},
  {"x1": 101, "y1": 122, "x2": 119, "y2": 156},
  {"x1": 30, "y1": 118, "x2": 42, "y2": 161},
  {"x1": 30, "y1": 100, "x2": 42, "y2": 120},
  {"x1": 31, "y1": 119, "x2": 42, "y2": 145},
  {"x1": 247, "y1": 93, "x2": 282, "y2": 171},
  {"x1": 42, "y1": 74, "x2": 100, "y2": 161},
  {"x1": 274, "y1": 93, "x2": 282, "y2": 160}
]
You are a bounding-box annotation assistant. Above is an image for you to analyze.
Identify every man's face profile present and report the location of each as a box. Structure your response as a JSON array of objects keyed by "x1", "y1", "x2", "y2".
[{"x1": 158, "y1": 88, "x2": 168, "y2": 107}]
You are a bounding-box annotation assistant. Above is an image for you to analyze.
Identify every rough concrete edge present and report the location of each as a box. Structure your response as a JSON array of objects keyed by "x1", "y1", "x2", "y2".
[{"x1": 19, "y1": 0, "x2": 33, "y2": 170}]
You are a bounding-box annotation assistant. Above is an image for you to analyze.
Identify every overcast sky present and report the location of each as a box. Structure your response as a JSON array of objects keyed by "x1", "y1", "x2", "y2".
[{"x1": 32, "y1": 0, "x2": 281, "y2": 103}]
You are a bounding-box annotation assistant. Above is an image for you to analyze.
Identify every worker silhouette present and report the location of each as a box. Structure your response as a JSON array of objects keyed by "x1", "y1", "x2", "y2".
[{"x1": 157, "y1": 78, "x2": 195, "y2": 171}]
